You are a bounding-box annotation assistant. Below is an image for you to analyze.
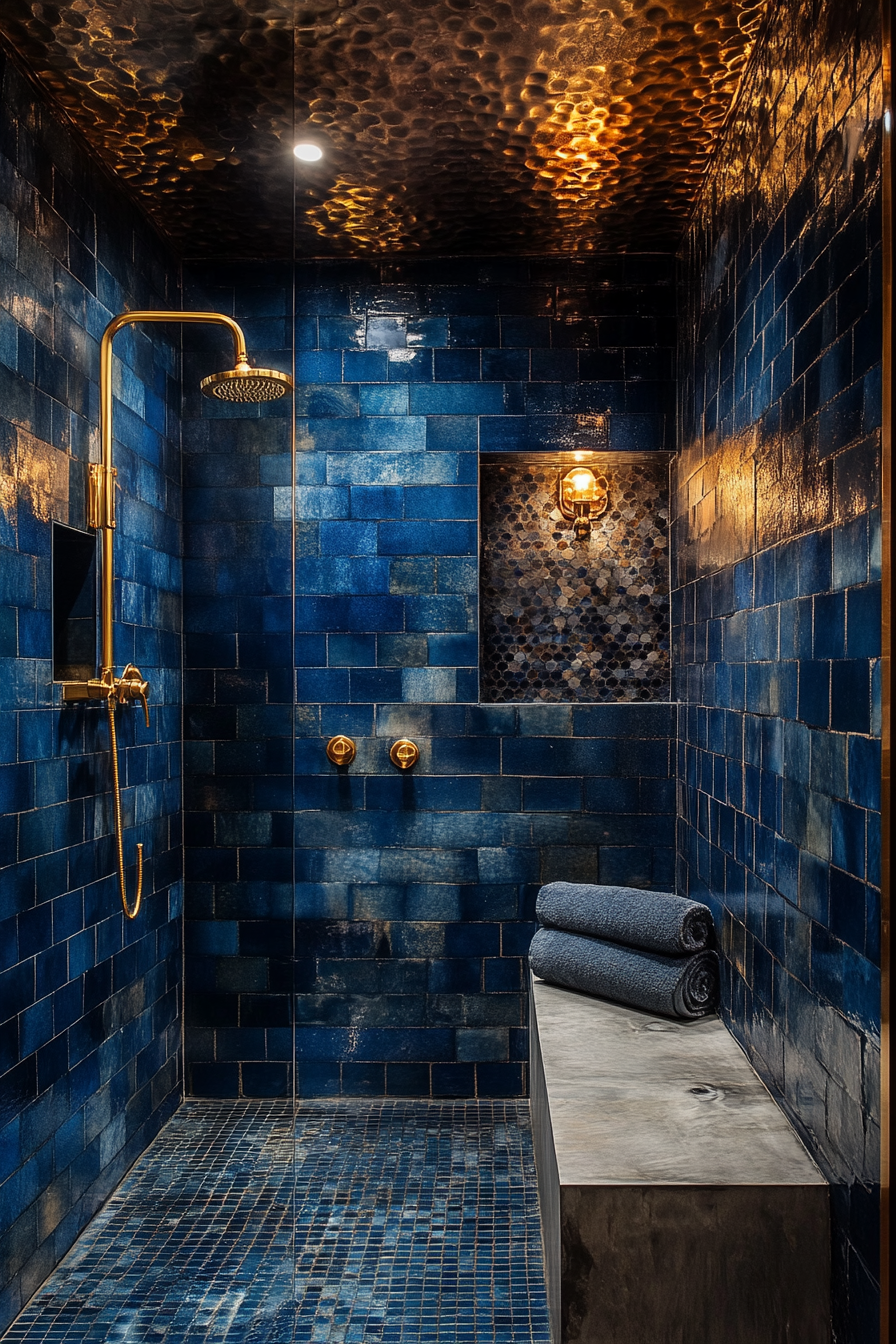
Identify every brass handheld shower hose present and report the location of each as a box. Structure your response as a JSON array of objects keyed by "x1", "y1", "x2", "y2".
[{"x1": 107, "y1": 697, "x2": 143, "y2": 920}]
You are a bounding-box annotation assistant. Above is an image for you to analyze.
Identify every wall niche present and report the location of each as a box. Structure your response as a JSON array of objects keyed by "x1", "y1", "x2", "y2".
[
  {"x1": 480, "y1": 453, "x2": 671, "y2": 703},
  {"x1": 52, "y1": 521, "x2": 97, "y2": 682}
]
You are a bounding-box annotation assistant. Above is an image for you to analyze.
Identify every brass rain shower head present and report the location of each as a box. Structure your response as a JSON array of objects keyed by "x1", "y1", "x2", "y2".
[{"x1": 200, "y1": 360, "x2": 293, "y2": 402}]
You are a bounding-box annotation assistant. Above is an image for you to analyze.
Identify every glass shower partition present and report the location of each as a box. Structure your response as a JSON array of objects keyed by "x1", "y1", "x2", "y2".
[{"x1": 179, "y1": 255, "x2": 299, "y2": 1336}]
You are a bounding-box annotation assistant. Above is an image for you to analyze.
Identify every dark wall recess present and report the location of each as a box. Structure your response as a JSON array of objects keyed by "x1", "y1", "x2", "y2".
[{"x1": 52, "y1": 523, "x2": 96, "y2": 682}]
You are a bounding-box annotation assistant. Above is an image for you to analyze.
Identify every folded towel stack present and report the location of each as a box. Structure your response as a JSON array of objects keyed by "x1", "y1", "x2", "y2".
[{"x1": 529, "y1": 881, "x2": 719, "y2": 1019}]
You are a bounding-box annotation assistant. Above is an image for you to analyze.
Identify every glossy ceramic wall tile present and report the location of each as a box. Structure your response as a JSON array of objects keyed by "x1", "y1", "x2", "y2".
[
  {"x1": 0, "y1": 51, "x2": 182, "y2": 1332},
  {"x1": 675, "y1": 2, "x2": 882, "y2": 1338},
  {"x1": 289, "y1": 258, "x2": 676, "y2": 1097},
  {"x1": 179, "y1": 263, "x2": 294, "y2": 1103}
]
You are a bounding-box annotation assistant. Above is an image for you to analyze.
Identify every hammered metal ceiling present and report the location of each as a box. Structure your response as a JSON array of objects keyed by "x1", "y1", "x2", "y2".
[{"x1": 0, "y1": 0, "x2": 767, "y2": 258}]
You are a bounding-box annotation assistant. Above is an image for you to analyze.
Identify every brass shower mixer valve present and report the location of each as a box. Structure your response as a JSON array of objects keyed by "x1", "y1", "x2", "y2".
[{"x1": 62, "y1": 663, "x2": 151, "y2": 726}]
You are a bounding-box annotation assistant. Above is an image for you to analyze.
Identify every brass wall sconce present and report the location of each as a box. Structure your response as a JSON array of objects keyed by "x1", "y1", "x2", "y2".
[
  {"x1": 559, "y1": 466, "x2": 608, "y2": 540},
  {"x1": 390, "y1": 739, "x2": 420, "y2": 770},
  {"x1": 326, "y1": 735, "x2": 357, "y2": 765}
]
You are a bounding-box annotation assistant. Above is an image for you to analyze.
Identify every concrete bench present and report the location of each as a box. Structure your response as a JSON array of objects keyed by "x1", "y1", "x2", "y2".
[{"x1": 529, "y1": 975, "x2": 830, "y2": 1344}]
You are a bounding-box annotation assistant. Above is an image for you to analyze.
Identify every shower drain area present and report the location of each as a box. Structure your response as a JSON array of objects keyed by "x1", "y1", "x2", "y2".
[{"x1": 4, "y1": 1100, "x2": 549, "y2": 1344}]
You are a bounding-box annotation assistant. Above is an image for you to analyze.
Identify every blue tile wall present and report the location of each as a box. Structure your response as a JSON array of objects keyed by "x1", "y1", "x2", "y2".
[
  {"x1": 182, "y1": 256, "x2": 677, "y2": 1100},
  {"x1": 291, "y1": 700, "x2": 675, "y2": 1098},
  {"x1": 675, "y1": 3, "x2": 882, "y2": 1339},
  {"x1": 0, "y1": 49, "x2": 182, "y2": 1332},
  {"x1": 180, "y1": 263, "x2": 295, "y2": 1103},
  {"x1": 289, "y1": 255, "x2": 674, "y2": 712},
  {"x1": 290, "y1": 259, "x2": 674, "y2": 1094}
]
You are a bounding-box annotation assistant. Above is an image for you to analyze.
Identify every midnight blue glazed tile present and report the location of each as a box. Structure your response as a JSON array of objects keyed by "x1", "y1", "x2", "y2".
[
  {"x1": 379, "y1": 521, "x2": 476, "y2": 557},
  {"x1": 295, "y1": 595, "x2": 405, "y2": 632},
  {"x1": 359, "y1": 383, "x2": 408, "y2": 415},
  {"x1": 830, "y1": 661, "x2": 871, "y2": 734},
  {"x1": 408, "y1": 382, "x2": 506, "y2": 415},
  {"x1": 847, "y1": 734, "x2": 880, "y2": 810},
  {"x1": 313, "y1": 415, "x2": 427, "y2": 454},
  {"x1": 501, "y1": 316, "x2": 550, "y2": 347},
  {"x1": 478, "y1": 416, "x2": 526, "y2": 452},
  {"x1": 831, "y1": 800, "x2": 867, "y2": 880},
  {"x1": 798, "y1": 661, "x2": 831, "y2": 728},
  {"x1": 445, "y1": 315, "x2": 499, "y2": 346},
  {"x1": 328, "y1": 632, "x2": 377, "y2": 666},
  {"x1": 403, "y1": 485, "x2": 477, "y2": 520},
  {"x1": 434, "y1": 348, "x2": 480, "y2": 381},
  {"x1": 295, "y1": 384, "x2": 360, "y2": 417},
  {"x1": 343, "y1": 349, "x2": 389, "y2": 382},
  {"x1": 318, "y1": 315, "x2": 366, "y2": 350},
  {"x1": 812, "y1": 591, "x2": 846, "y2": 659},
  {"x1": 349, "y1": 668, "x2": 403, "y2": 702},
  {"x1": 319, "y1": 520, "x2": 378, "y2": 556},
  {"x1": 845, "y1": 582, "x2": 881, "y2": 658},
  {"x1": 608, "y1": 412, "x2": 665, "y2": 451},
  {"x1": 530, "y1": 349, "x2": 578, "y2": 381},
  {"x1": 296, "y1": 350, "x2": 342, "y2": 383},
  {"x1": 406, "y1": 315, "x2": 447, "y2": 347},
  {"x1": 427, "y1": 633, "x2": 477, "y2": 665},
  {"x1": 797, "y1": 530, "x2": 833, "y2": 597},
  {"x1": 832, "y1": 514, "x2": 869, "y2": 590},
  {"x1": 350, "y1": 485, "x2": 404, "y2": 518},
  {"x1": 431, "y1": 1063, "x2": 477, "y2": 1095},
  {"x1": 481, "y1": 348, "x2": 529, "y2": 381},
  {"x1": 388, "y1": 348, "x2": 432, "y2": 382},
  {"x1": 296, "y1": 668, "x2": 352, "y2": 702}
]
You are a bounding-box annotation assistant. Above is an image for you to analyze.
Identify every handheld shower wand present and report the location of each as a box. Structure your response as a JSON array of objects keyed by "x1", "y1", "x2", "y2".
[{"x1": 61, "y1": 311, "x2": 292, "y2": 918}]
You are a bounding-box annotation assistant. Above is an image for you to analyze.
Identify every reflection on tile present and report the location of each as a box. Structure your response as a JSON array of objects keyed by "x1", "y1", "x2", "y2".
[{"x1": 6, "y1": 1100, "x2": 550, "y2": 1344}]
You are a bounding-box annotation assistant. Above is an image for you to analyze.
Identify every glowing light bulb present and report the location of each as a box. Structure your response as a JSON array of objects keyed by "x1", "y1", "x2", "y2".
[
  {"x1": 294, "y1": 143, "x2": 323, "y2": 162},
  {"x1": 568, "y1": 467, "x2": 598, "y2": 501}
]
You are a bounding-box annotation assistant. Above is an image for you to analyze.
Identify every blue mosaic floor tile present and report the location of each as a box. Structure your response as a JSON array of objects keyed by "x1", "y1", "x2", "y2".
[{"x1": 4, "y1": 1101, "x2": 550, "y2": 1344}]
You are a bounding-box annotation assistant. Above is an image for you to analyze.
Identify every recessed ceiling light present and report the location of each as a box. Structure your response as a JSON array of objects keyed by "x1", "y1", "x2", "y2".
[{"x1": 294, "y1": 143, "x2": 323, "y2": 162}]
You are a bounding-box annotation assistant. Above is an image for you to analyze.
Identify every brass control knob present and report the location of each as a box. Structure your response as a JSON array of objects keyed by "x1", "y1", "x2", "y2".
[
  {"x1": 116, "y1": 663, "x2": 151, "y2": 726},
  {"x1": 389, "y1": 738, "x2": 419, "y2": 770},
  {"x1": 326, "y1": 734, "x2": 356, "y2": 766}
]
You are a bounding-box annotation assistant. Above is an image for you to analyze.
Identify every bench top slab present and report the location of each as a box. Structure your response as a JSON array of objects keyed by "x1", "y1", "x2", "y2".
[{"x1": 532, "y1": 977, "x2": 825, "y2": 1188}]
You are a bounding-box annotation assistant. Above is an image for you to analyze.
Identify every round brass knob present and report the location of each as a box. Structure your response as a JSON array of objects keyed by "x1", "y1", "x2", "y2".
[
  {"x1": 389, "y1": 738, "x2": 419, "y2": 770},
  {"x1": 326, "y1": 734, "x2": 356, "y2": 766},
  {"x1": 389, "y1": 741, "x2": 421, "y2": 774}
]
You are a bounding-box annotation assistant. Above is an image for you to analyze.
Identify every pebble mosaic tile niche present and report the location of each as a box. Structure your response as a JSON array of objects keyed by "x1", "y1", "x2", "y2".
[
  {"x1": 5, "y1": 1099, "x2": 550, "y2": 1344},
  {"x1": 481, "y1": 453, "x2": 671, "y2": 702}
]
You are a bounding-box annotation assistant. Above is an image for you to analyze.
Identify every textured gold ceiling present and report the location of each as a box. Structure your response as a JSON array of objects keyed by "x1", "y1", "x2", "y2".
[{"x1": 0, "y1": 1, "x2": 767, "y2": 257}]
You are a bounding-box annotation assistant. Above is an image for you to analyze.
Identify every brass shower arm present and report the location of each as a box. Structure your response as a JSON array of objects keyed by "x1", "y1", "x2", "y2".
[
  {"x1": 92, "y1": 309, "x2": 251, "y2": 676},
  {"x1": 96, "y1": 309, "x2": 249, "y2": 520}
]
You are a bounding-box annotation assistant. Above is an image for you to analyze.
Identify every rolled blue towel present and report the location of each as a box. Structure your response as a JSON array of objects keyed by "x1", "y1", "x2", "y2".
[
  {"x1": 536, "y1": 881, "x2": 714, "y2": 956},
  {"x1": 529, "y1": 927, "x2": 719, "y2": 1019}
]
